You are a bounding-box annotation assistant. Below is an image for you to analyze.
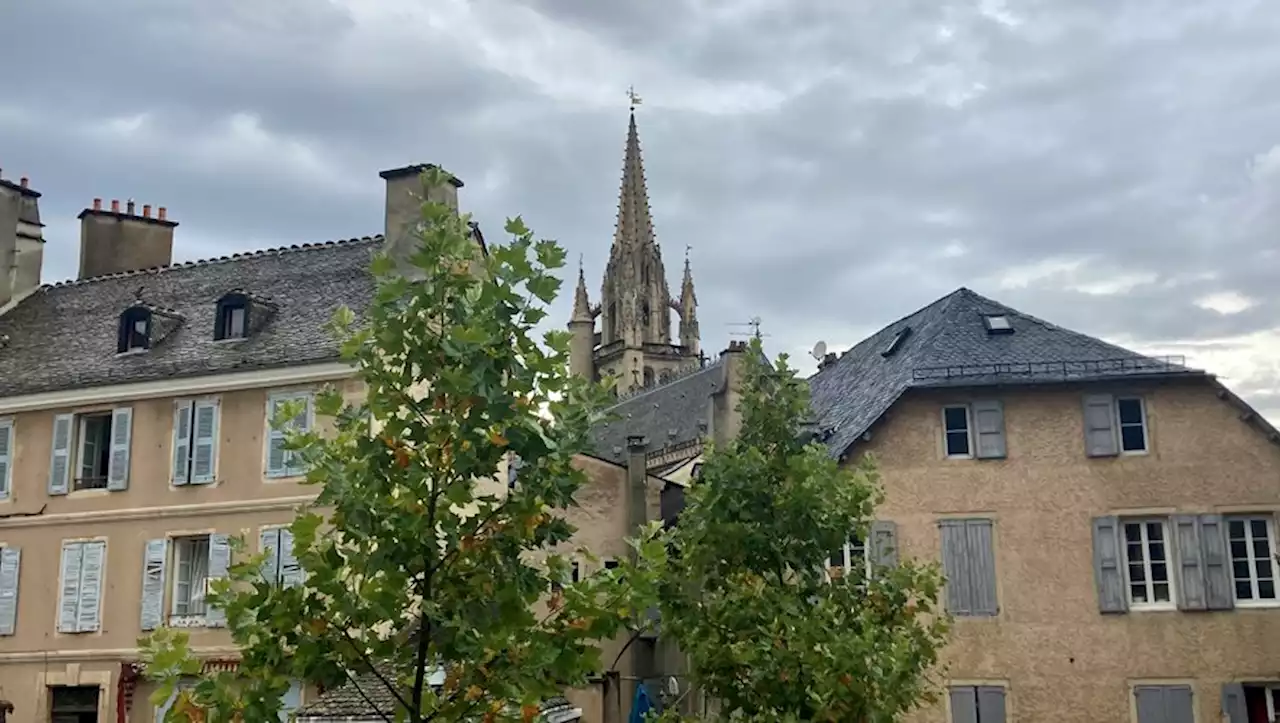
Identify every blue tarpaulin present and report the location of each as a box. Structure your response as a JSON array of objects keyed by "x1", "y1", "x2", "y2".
[{"x1": 628, "y1": 683, "x2": 654, "y2": 723}]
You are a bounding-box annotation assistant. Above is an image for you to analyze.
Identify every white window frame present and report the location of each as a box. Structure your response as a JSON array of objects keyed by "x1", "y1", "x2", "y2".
[
  {"x1": 1115, "y1": 396, "x2": 1148, "y2": 455},
  {"x1": 1265, "y1": 685, "x2": 1280, "y2": 722},
  {"x1": 1121, "y1": 518, "x2": 1176, "y2": 611},
  {"x1": 827, "y1": 534, "x2": 872, "y2": 582},
  {"x1": 942, "y1": 404, "x2": 974, "y2": 459},
  {"x1": 170, "y1": 535, "x2": 212, "y2": 626},
  {"x1": 1227, "y1": 515, "x2": 1279, "y2": 607},
  {"x1": 75, "y1": 411, "x2": 114, "y2": 491}
]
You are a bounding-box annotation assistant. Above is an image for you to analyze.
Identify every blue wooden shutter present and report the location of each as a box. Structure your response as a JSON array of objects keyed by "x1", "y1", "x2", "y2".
[
  {"x1": 206, "y1": 533, "x2": 231, "y2": 627},
  {"x1": 77, "y1": 540, "x2": 105, "y2": 632},
  {"x1": 49, "y1": 413, "x2": 74, "y2": 496},
  {"x1": 1200, "y1": 513, "x2": 1234, "y2": 610},
  {"x1": 871, "y1": 520, "x2": 898, "y2": 568},
  {"x1": 1092, "y1": 516, "x2": 1128, "y2": 613},
  {"x1": 279, "y1": 528, "x2": 303, "y2": 587},
  {"x1": 948, "y1": 687, "x2": 977, "y2": 723},
  {"x1": 191, "y1": 400, "x2": 219, "y2": 483},
  {"x1": 977, "y1": 687, "x2": 1006, "y2": 723},
  {"x1": 266, "y1": 395, "x2": 289, "y2": 477},
  {"x1": 0, "y1": 546, "x2": 21, "y2": 635},
  {"x1": 172, "y1": 401, "x2": 193, "y2": 485},
  {"x1": 1221, "y1": 683, "x2": 1248, "y2": 723},
  {"x1": 1173, "y1": 514, "x2": 1207, "y2": 610},
  {"x1": 260, "y1": 527, "x2": 282, "y2": 584},
  {"x1": 1082, "y1": 394, "x2": 1119, "y2": 457},
  {"x1": 972, "y1": 400, "x2": 1007, "y2": 459},
  {"x1": 107, "y1": 407, "x2": 133, "y2": 490},
  {"x1": 140, "y1": 538, "x2": 168, "y2": 631},
  {"x1": 57, "y1": 542, "x2": 83, "y2": 632},
  {"x1": 941, "y1": 521, "x2": 971, "y2": 614},
  {"x1": 0, "y1": 419, "x2": 12, "y2": 501}
]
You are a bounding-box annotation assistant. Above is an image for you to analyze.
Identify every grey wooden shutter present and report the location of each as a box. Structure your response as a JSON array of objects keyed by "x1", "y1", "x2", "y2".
[
  {"x1": 1092, "y1": 516, "x2": 1128, "y2": 613},
  {"x1": 1082, "y1": 393, "x2": 1119, "y2": 457},
  {"x1": 49, "y1": 413, "x2": 74, "y2": 495},
  {"x1": 77, "y1": 540, "x2": 105, "y2": 632},
  {"x1": 941, "y1": 520, "x2": 997, "y2": 616},
  {"x1": 57, "y1": 542, "x2": 83, "y2": 632},
  {"x1": 172, "y1": 401, "x2": 193, "y2": 485},
  {"x1": 1221, "y1": 683, "x2": 1248, "y2": 723},
  {"x1": 107, "y1": 406, "x2": 133, "y2": 490},
  {"x1": 140, "y1": 538, "x2": 168, "y2": 631},
  {"x1": 1200, "y1": 513, "x2": 1234, "y2": 610},
  {"x1": 0, "y1": 420, "x2": 12, "y2": 501},
  {"x1": 1173, "y1": 514, "x2": 1207, "y2": 610},
  {"x1": 260, "y1": 528, "x2": 282, "y2": 584},
  {"x1": 191, "y1": 400, "x2": 219, "y2": 483},
  {"x1": 941, "y1": 521, "x2": 970, "y2": 614},
  {"x1": 1163, "y1": 686, "x2": 1193, "y2": 723},
  {"x1": 0, "y1": 546, "x2": 21, "y2": 635},
  {"x1": 871, "y1": 520, "x2": 898, "y2": 568},
  {"x1": 972, "y1": 400, "x2": 1007, "y2": 459},
  {"x1": 206, "y1": 533, "x2": 231, "y2": 627},
  {"x1": 948, "y1": 687, "x2": 977, "y2": 723},
  {"x1": 279, "y1": 528, "x2": 303, "y2": 587},
  {"x1": 1134, "y1": 686, "x2": 1164, "y2": 723},
  {"x1": 266, "y1": 395, "x2": 288, "y2": 477},
  {"x1": 977, "y1": 687, "x2": 1006, "y2": 723}
]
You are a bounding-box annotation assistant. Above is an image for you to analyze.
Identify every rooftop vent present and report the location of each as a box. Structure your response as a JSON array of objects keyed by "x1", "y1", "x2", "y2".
[
  {"x1": 983, "y1": 314, "x2": 1014, "y2": 335},
  {"x1": 881, "y1": 326, "x2": 912, "y2": 358}
]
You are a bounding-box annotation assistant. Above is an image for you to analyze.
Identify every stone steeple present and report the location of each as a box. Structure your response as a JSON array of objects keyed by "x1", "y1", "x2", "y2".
[
  {"x1": 566, "y1": 100, "x2": 702, "y2": 394},
  {"x1": 679, "y1": 250, "x2": 700, "y2": 357}
]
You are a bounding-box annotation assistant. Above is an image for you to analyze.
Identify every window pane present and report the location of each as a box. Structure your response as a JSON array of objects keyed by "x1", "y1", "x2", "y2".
[
  {"x1": 1124, "y1": 523, "x2": 1142, "y2": 544},
  {"x1": 1150, "y1": 562, "x2": 1168, "y2": 583},
  {"x1": 1260, "y1": 579, "x2": 1276, "y2": 599},
  {"x1": 1231, "y1": 539, "x2": 1249, "y2": 559},
  {"x1": 1255, "y1": 557, "x2": 1274, "y2": 581},
  {"x1": 1128, "y1": 562, "x2": 1147, "y2": 583},
  {"x1": 1152, "y1": 582, "x2": 1170, "y2": 602},
  {"x1": 1119, "y1": 424, "x2": 1146, "y2": 451},
  {"x1": 1234, "y1": 560, "x2": 1252, "y2": 581},
  {"x1": 1236, "y1": 579, "x2": 1253, "y2": 599},
  {"x1": 943, "y1": 407, "x2": 968, "y2": 432},
  {"x1": 1117, "y1": 398, "x2": 1143, "y2": 425},
  {"x1": 1252, "y1": 519, "x2": 1269, "y2": 538},
  {"x1": 946, "y1": 431, "x2": 970, "y2": 456},
  {"x1": 1229, "y1": 520, "x2": 1247, "y2": 538},
  {"x1": 1146, "y1": 522, "x2": 1163, "y2": 543}
]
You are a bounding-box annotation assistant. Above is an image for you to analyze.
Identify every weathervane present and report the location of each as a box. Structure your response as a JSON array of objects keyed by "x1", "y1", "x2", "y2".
[
  {"x1": 684, "y1": 244, "x2": 691, "y2": 261},
  {"x1": 627, "y1": 85, "x2": 643, "y2": 112}
]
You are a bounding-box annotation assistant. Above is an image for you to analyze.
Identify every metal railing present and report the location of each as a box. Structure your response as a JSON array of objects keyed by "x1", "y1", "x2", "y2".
[{"x1": 912, "y1": 355, "x2": 1190, "y2": 382}]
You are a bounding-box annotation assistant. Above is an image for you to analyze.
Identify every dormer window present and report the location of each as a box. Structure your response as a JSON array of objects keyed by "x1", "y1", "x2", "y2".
[
  {"x1": 118, "y1": 307, "x2": 152, "y2": 353},
  {"x1": 215, "y1": 293, "x2": 249, "y2": 340},
  {"x1": 983, "y1": 315, "x2": 1013, "y2": 334},
  {"x1": 881, "y1": 326, "x2": 912, "y2": 358}
]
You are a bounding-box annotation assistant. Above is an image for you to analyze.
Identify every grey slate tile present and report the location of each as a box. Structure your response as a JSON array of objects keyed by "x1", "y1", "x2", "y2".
[{"x1": 588, "y1": 362, "x2": 724, "y2": 462}]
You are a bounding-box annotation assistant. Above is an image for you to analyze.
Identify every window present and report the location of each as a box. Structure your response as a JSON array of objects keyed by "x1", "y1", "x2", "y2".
[
  {"x1": 643, "y1": 367, "x2": 655, "y2": 388},
  {"x1": 982, "y1": 314, "x2": 1013, "y2": 334},
  {"x1": 940, "y1": 519, "x2": 999, "y2": 616},
  {"x1": 214, "y1": 293, "x2": 249, "y2": 340},
  {"x1": 1133, "y1": 685, "x2": 1193, "y2": 723},
  {"x1": 571, "y1": 560, "x2": 581, "y2": 583},
  {"x1": 49, "y1": 408, "x2": 133, "y2": 495},
  {"x1": 829, "y1": 533, "x2": 871, "y2": 581},
  {"x1": 1123, "y1": 520, "x2": 1174, "y2": 608},
  {"x1": 0, "y1": 545, "x2": 21, "y2": 636},
  {"x1": 604, "y1": 559, "x2": 619, "y2": 570},
  {"x1": 943, "y1": 406, "x2": 972, "y2": 458},
  {"x1": 1116, "y1": 397, "x2": 1147, "y2": 453},
  {"x1": 949, "y1": 686, "x2": 1005, "y2": 723},
  {"x1": 1228, "y1": 516, "x2": 1277, "y2": 604},
  {"x1": 57, "y1": 540, "x2": 106, "y2": 633},
  {"x1": 0, "y1": 418, "x2": 12, "y2": 501},
  {"x1": 118, "y1": 306, "x2": 152, "y2": 353},
  {"x1": 260, "y1": 527, "x2": 301, "y2": 587},
  {"x1": 881, "y1": 326, "x2": 912, "y2": 357},
  {"x1": 50, "y1": 685, "x2": 100, "y2": 723},
  {"x1": 172, "y1": 536, "x2": 211, "y2": 622},
  {"x1": 173, "y1": 399, "x2": 220, "y2": 485},
  {"x1": 266, "y1": 392, "x2": 313, "y2": 478}
]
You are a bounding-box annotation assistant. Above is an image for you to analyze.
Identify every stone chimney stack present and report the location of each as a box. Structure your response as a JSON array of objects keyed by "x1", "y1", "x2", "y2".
[
  {"x1": 709, "y1": 341, "x2": 748, "y2": 449},
  {"x1": 379, "y1": 163, "x2": 464, "y2": 275},
  {"x1": 0, "y1": 171, "x2": 45, "y2": 308},
  {"x1": 77, "y1": 197, "x2": 177, "y2": 280}
]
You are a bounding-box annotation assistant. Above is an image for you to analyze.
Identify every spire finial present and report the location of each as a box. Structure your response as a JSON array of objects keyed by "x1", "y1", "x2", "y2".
[
  {"x1": 684, "y1": 244, "x2": 691, "y2": 266},
  {"x1": 627, "y1": 85, "x2": 643, "y2": 113}
]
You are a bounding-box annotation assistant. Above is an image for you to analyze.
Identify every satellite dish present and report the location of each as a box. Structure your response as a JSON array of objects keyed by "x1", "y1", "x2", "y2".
[{"x1": 811, "y1": 340, "x2": 828, "y2": 360}]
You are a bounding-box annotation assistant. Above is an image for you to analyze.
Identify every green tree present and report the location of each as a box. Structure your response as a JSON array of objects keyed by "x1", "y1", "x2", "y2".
[
  {"x1": 141, "y1": 168, "x2": 666, "y2": 723},
  {"x1": 656, "y1": 339, "x2": 949, "y2": 722}
]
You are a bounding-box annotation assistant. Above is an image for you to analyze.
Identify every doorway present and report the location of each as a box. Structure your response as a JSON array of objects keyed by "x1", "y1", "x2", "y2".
[{"x1": 50, "y1": 685, "x2": 99, "y2": 723}]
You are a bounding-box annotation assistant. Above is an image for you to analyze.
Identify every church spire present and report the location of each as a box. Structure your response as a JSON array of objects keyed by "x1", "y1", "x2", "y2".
[
  {"x1": 571, "y1": 256, "x2": 592, "y2": 323},
  {"x1": 611, "y1": 97, "x2": 656, "y2": 254},
  {"x1": 679, "y1": 247, "x2": 700, "y2": 355}
]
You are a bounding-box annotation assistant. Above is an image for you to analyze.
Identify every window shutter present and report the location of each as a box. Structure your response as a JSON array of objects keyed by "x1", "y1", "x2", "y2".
[
  {"x1": 191, "y1": 400, "x2": 219, "y2": 483},
  {"x1": 172, "y1": 401, "x2": 193, "y2": 485},
  {"x1": 1163, "y1": 686, "x2": 1194, "y2": 723},
  {"x1": 1082, "y1": 393, "x2": 1119, "y2": 457},
  {"x1": 280, "y1": 680, "x2": 304, "y2": 721},
  {"x1": 967, "y1": 519, "x2": 999, "y2": 615},
  {"x1": 206, "y1": 533, "x2": 231, "y2": 627},
  {"x1": 260, "y1": 528, "x2": 282, "y2": 584},
  {"x1": 0, "y1": 420, "x2": 12, "y2": 501},
  {"x1": 279, "y1": 528, "x2": 303, "y2": 587},
  {"x1": 972, "y1": 400, "x2": 1007, "y2": 459},
  {"x1": 871, "y1": 520, "x2": 898, "y2": 568},
  {"x1": 57, "y1": 542, "x2": 83, "y2": 632},
  {"x1": 1200, "y1": 513, "x2": 1234, "y2": 610},
  {"x1": 140, "y1": 538, "x2": 168, "y2": 631},
  {"x1": 1092, "y1": 516, "x2": 1128, "y2": 613},
  {"x1": 1172, "y1": 514, "x2": 1207, "y2": 610},
  {"x1": 1221, "y1": 683, "x2": 1248, "y2": 723},
  {"x1": 77, "y1": 540, "x2": 105, "y2": 632},
  {"x1": 107, "y1": 406, "x2": 133, "y2": 490},
  {"x1": 0, "y1": 546, "x2": 21, "y2": 635},
  {"x1": 49, "y1": 413, "x2": 74, "y2": 496},
  {"x1": 940, "y1": 521, "x2": 972, "y2": 615},
  {"x1": 1134, "y1": 687, "x2": 1165, "y2": 723},
  {"x1": 266, "y1": 396, "x2": 288, "y2": 477},
  {"x1": 948, "y1": 687, "x2": 978, "y2": 723},
  {"x1": 976, "y1": 687, "x2": 1006, "y2": 723}
]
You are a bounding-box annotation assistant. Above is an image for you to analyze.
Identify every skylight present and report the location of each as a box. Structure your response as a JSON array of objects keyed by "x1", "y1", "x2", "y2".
[
  {"x1": 983, "y1": 315, "x2": 1013, "y2": 334},
  {"x1": 881, "y1": 326, "x2": 912, "y2": 357}
]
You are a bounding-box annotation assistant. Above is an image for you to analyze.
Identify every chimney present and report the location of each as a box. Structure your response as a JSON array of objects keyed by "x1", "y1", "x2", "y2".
[
  {"x1": 709, "y1": 342, "x2": 749, "y2": 448},
  {"x1": 378, "y1": 163, "x2": 464, "y2": 277},
  {"x1": 76, "y1": 197, "x2": 178, "y2": 280},
  {"x1": 0, "y1": 172, "x2": 45, "y2": 308}
]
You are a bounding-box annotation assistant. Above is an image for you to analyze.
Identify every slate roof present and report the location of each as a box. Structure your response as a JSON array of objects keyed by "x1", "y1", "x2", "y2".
[
  {"x1": 0, "y1": 236, "x2": 382, "y2": 397},
  {"x1": 807, "y1": 287, "x2": 1206, "y2": 460},
  {"x1": 295, "y1": 670, "x2": 579, "y2": 722},
  {"x1": 589, "y1": 361, "x2": 726, "y2": 463}
]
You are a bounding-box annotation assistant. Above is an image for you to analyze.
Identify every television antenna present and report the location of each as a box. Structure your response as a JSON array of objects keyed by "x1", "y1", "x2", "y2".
[{"x1": 727, "y1": 316, "x2": 769, "y2": 341}]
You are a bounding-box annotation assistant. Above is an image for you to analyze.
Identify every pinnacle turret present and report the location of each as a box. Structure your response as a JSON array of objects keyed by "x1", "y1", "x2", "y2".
[{"x1": 571, "y1": 262, "x2": 592, "y2": 324}]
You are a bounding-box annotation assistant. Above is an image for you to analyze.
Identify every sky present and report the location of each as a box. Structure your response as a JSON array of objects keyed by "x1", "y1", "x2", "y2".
[{"x1": 2, "y1": 0, "x2": 1278, "y2": 423}]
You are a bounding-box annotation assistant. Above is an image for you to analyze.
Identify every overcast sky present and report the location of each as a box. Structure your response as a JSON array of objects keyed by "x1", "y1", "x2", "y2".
[{"x1": 2, "y1": 0, "x2": 1278, "y2": 422}]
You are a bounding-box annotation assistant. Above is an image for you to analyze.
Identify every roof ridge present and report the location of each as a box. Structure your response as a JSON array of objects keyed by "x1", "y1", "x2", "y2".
[
  {"x1": 606, "y1": 358, "x2": 722, "y2": 408},
  {"x1": 43, "y1": 234, "x2": 383, "y2": 290},
  {"x1": 812, "y1": 287, "x2": 966, "y2": 376}
]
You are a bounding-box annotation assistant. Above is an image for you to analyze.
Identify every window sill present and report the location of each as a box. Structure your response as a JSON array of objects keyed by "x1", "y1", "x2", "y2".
[
  {"x1": 1232, "y1": 599, "x2": 1280, "y2": 610},
  {"x1": 212, "y1": 337, "x2": 249, "y2": 345},
  {"x1": 265, "y1": 473, "x2": 307, "y2": 483},
  {"x1": 945, "y1": 454, "x2": 975, "y2": 461},
  {"x1": 168, "y1": 615, "x2": 210, "y2": 628},
  {"x1": 1119, "y1": 449, "x2": 1150, "y2": 457},
  {"x1": 116, "y1": 348, "x2": 149, "y2": 357},
  {"x1": 68, "y1": 488, "x2": 112, "y2": 500},
  {"x1": 1129, "y1": 603, "x2": 1177, "y2": 612},
  {"x1": 172, "y1": 479, "x2": 220, "y2": 488}
]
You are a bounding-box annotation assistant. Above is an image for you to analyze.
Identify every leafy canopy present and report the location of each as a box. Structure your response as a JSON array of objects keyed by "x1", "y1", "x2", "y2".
[
  {"x1": 142, "y1": 168, "x2": 665, "y2": 723},
  {"x1": 655, "y1": 339, "x2": 950, "y2": 723}
]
